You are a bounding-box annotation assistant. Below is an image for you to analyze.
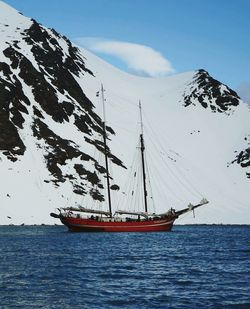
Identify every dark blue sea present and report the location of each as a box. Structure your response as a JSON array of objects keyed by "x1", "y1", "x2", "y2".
[{"x1": 0, "y1": 225, "x2": 249, "y2": 309}]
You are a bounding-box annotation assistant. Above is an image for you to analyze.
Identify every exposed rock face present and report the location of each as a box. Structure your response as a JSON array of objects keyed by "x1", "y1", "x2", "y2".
[
  {"x1": 0, "y1": 61, "x2": 29, "y2": 160},
  {"x1": 183, "y1": 69, "x2": 240, "y2": 114},
  {"x1": 0, "y1": 17, "x2": 124, "y2": 200},
  {"x1": 231, "y1": 135, "x2": 250, "y2": 178},
  {"x1": 182, "y1": 69, "x2": 250, "y2": 178}
]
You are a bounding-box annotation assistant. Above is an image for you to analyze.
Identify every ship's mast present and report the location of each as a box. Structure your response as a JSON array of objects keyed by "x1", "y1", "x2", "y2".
[
  {"x1": 100, "y1": 84, "x2": 112, "y2": 217},
  {"x1": 139, "y1": 101, "x2": 148, "y2": 213}
]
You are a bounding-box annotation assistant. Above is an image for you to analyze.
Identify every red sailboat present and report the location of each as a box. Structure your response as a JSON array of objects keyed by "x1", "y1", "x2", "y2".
[{"x1": 50, "y1": 85, "x2": 208, "y2": 232}]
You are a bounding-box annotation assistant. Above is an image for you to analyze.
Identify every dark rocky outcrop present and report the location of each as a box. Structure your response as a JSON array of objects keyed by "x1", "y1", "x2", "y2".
[
  {"x1": 231, "y1": 135, "x2": 250, "y2": 178},
  {"x1": 0, "y1": 17, "x2": 125, "y2": 201},
  {"x1": 32, "y1": 118, "x2": 112, "y2": 198},
  {"x1": 183, "y1": 69, "x2": 240, "y2": 113}
]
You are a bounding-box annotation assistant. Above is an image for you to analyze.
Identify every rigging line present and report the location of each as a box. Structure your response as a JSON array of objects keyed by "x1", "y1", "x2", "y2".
[
  {"x1": 110, "y1": 123, "x2": 136, "y2": 134},
  {"x1": 142, "y1": 114, "x2": 204, "y2": 198},
  {"x1": 130, "y1": 163, "x2": 138, "y2": 211},
  {"x1": 139, "y1": 101, "x2": 148, "y2": 213},
  {"x1": 144, "y1": 154, "x2": 156, "y2": 213},
  {"x1": 146, "y1": 149, "x2": 185, "y2": 204},
  {"x1": 145, "y1": 134, "x2": 189, "y2": 201},
  {"x1": 151, "y1": 155, "x2": 194, "y2": 202},
  {"x1": 92, "y1": 82, "x2": 139, "y2": 123},
  {"x1": 134, "y1": 124, "x2": 156, "y2": 212},
  {"x1": 144, "y1": 162, "x2": 169, "y2": 205},
  {"x1": 116, "y1": 140, "x2": 139, "y2": 210},
  {"x1": 100, "y1": 84, "x2": 112, "y2": 215},
  {"x1": 137, "y1": 133, "x2": 149, "y2": 212},
  {"x1": 108, "y1": 157, "x2": 119, "y2": 212},
  {"x1": 172, "y1": 162, "x2": 203, "y2": 199},
  {"x1": 100, "y1": 171, "x2": 108, "y2": 212},
  {"x1": 101, "y1": 87, "x2": 139, "y2": 108},
  {"x1": 144, "y1": 125, "x2": 202, "y2": 200},
  {"x1": 151, "y1": 149, "x2": 199, "y2": 202},
  {"x1": 176, "y1": 211, "x2": 194, "y2": 222},
  {"x1": 105, "y1": 101, "x2": 140, "y2": 137},
  {"x1": 122, "y1": 164, "x2": 137, "y2": 210},
  {"x1": 130, "y1": 143, "x2": 144, "y2": 213},
  {"x1": 93, "y1": 131, "x2": 106, "y2": 211},
  {"x1": 136, "y1": 114, "x2": 185, "y2": 200},
  {"x1": 131, "y1": 164, "x2": 138, "y2": 212},
  {"x1": 148, "y1": 146, "x2": 189, "y2": 203},
  {"x1": 68, "y1": 182, "x2": 75, "y2": 206},
  {"x1": 86, "y1": 143, "x2": 97, "y2": 210},
  {"x1": 143, "y1": 112, "x2": 172, "y2": 146},
  {"x1": 128, "y1": 146, "x2": 139, "y2": 212},
  {"x1": 136, "y1": 164, "x2": 144, "y2": 213},
  {"x1": 116, "y1": 116, "x2": 141, "y2": 209},
  {"x1": 161, "y1": 148, "x2": 204, "y2": 198}
]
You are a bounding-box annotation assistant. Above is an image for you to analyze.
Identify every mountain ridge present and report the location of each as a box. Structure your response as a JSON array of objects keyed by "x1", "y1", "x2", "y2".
[{"x1": 0, "y1": 1, "x2": 249, "y2": 225}]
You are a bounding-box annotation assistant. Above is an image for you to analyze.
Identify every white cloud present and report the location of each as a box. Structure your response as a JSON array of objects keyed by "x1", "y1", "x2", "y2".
[
  {"x1": 75, "y1": 37, "x2": 175, "y2": 77},
  {"x1": 237, "y1": 82, "x2": 250, "y2": 105}
]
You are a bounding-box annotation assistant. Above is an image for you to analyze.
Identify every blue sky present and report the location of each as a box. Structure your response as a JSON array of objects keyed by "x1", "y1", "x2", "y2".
[{"x1": 3, "y1": 0, "x2": 250, "y2": 101}]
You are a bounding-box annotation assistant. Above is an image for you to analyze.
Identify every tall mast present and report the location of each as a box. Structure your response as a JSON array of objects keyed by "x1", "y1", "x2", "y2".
[
  {"x1": 101, "y1": 84, "x2": 112, "y2": 216},
  {"x1": 139, "y1": 101, "x2": 148, "y2": 213}
]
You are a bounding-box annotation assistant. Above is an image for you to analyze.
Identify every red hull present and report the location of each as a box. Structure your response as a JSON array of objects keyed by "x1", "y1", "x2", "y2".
[{"x1": 61, "y1": 217, "x2": 176, "y2": 232}]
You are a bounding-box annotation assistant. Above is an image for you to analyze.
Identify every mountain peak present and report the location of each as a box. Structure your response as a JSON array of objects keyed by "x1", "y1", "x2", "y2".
[
  {"x1": 182, "y1": 69, "x2": 241, "y2": 113},
  {"x1": 0, "y1": 5, "x2": 124, "y2": 207}
]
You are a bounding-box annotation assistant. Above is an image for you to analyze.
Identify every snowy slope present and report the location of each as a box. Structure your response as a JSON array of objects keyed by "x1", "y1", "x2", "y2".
[
  {"x1": 0, "y1": 1, "x2": 249, "y2": 225},
  {"x1": 80, "y1": 50, "x2": 250, "y2": 225}
]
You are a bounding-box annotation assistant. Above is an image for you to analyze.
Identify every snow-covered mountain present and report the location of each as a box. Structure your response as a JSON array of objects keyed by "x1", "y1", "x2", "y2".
[{"x1": 0, "y1": 1, "x2": 249, "y2": 225}]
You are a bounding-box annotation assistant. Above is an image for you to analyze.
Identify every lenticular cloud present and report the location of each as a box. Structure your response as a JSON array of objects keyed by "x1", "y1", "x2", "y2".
[{"x1": 75, "y1": 37, "x2": 175, "y2": 77}]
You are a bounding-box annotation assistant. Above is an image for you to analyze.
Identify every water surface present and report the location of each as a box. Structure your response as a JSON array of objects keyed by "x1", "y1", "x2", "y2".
[{"x1": 0, "y1": 225, "x2": 249, "y2": 308}]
